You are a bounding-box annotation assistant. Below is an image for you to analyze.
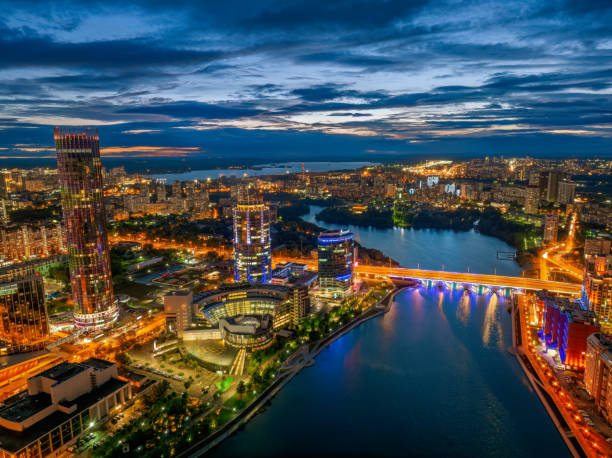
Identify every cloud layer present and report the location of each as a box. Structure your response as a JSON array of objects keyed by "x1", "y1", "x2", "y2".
[{"x1": 0, "y1": 0, "x2": 611, "y2": 163}]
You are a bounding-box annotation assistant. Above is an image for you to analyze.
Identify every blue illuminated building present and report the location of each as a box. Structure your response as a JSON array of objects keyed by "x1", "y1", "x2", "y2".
[
  {"x1": 317, "y1": 229, "x2": 354, "y2": 298},
  {"x1": 232, "y1": 192, "x2": 272, "y2": 284}
]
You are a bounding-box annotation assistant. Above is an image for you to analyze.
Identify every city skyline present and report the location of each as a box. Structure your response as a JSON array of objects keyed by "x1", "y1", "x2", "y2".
[
  {"x1": 1, "y1": 1, "x2": 612, "y2": 456},
  {"x1": 0, "y1": 0, "x2": 611, "y2": 165}
]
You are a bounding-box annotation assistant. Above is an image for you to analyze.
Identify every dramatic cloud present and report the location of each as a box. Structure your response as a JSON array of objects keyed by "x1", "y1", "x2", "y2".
[{"x1": 0, "y1": 0, "x2": 610, "y2": 164}]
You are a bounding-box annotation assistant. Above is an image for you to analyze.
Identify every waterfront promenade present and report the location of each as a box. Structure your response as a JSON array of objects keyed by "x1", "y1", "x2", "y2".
[
  {"x1": 179, "y1": 288, "x2": 401, "y2": 457},
  {"x1": 512, "y1": 294, "x2": 610, "y2": 457}
]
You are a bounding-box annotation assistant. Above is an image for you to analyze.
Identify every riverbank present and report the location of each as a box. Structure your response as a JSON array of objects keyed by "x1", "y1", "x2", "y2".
[
  {"x1": 309, "y1": 205, "x2": 538, "y2": 273},
  {"x1": 179, "y1": 287, "x2": 401, "y2": 457},
  {"x1": 511, "y1": 295, "x2": 588, "y2": 458}
]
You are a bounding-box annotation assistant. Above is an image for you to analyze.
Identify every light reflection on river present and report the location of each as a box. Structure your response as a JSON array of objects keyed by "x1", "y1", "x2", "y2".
[{"x1": 208, "y1": 207, "x2": 570, "y2": 457}]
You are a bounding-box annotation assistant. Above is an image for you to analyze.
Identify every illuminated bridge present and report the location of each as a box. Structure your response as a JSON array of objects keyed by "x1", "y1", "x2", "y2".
[{"x1": 276, "y1": 258, "x2": 582, "y2": 296}]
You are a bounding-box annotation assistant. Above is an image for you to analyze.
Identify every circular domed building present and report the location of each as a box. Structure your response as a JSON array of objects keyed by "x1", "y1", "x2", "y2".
[{"x1": 219, "y1": 314, "x2": 274, "y2": 350}]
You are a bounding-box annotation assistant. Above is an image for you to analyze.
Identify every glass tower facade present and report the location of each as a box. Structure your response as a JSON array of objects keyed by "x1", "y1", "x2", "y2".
[
  {"x1": 317, "y1": 229, "x2": 354, "y2": 297},
  {"x1": 233, "y1": 193, "x2": 272, "y2": 284},
  {"x1": 0, "y1": 266, "x2": 49, "y2": 354},
  {"x1": 54, "y1": 128, "x2": 118, "y2": 330}
]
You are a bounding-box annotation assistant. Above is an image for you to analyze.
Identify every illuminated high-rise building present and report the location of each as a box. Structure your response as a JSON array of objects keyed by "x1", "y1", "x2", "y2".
[
  {"x1": 583, "y1": 255, "x2": 612, "y2": 327},
  {"x1": 543, "y1": 213, "x2": 559, "y2": 244},
  {"x1": 317, "y1": 229, "x2": 354, "y2": 298},
  {"x1": 54, "y1": 128, "x2": 117, "y2": 330},
  {"x1": 557, "y1": 180, "x2": 576, "y2": 205},
  {"x1": 0, "y1": 264, "x2": 49, "y2": 354},
  {"x1": 524, "y1": 185, "x2": 539, "y2": 215},
  {"x1": 232, "y1": 188, "x2": 272, "y2": 284}
]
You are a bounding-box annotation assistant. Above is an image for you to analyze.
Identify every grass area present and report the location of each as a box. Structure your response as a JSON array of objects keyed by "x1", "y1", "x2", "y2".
[
  {"x1": 215, "y1": 377, "x2": 233, "y2": 392},
  {"x1": 224, "y1": 394, "x2": 251, "y2": 411}
]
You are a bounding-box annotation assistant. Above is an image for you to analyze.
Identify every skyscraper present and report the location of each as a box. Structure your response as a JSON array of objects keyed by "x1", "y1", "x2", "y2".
[
  {"x1": 54, "y1": 128, "x2": 117, "y2": 330},
  {"x1": 232, "y1": 187, "x2": 272, "y2": 284},
  {"x1": 317, "y1": 229, "x2": 354, "y2": 298},
  {"x1": 0, "y1": 264, "x2": 49, "y2": 354}
]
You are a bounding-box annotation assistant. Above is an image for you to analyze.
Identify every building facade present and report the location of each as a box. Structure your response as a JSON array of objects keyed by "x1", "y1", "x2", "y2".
[
  {"x1": 541, "y1": 296, "x2": 600, "y2": 369},
  {"x1": 557, "y1": 180, "x2": 576, "y2": 205},
  {"x1": 0, "y1": 265, "x2": 49, "y2": 354},
  {"x1": 0, "y1": 223, "x2": 64, "y2": 264},
  {"x1": 317, "y1": 229, "x2": 354, "y2": 298},
  {"x1": 584, "y1": 237, "x2": 611, "y2": 258},
  {"x1": 584, "y1": 333, "x2": 612, "y2": 422},
  {"x1": 54, "y1": 128, "x2": 117, "y2": 330},
  {"x1": 524, "y1": 185, "x2": 539, "y2": 215},
  {"x1": 543, "y1": 213, "x2": 559, "y2": 244},
  {"x1": 583, "y1": 255, "x2": 612, "y2": 327},
  {"x1": 0, "y1": 358, "x2": 130, "y2": 458},
  {"x1": 232, "y1": 193, "x2": 272, "y2": 284}
]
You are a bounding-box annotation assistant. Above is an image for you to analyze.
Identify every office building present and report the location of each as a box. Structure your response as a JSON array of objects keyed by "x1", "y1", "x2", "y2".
[
  {"x1": 584, "y1": 333, "x2": 612, "y2": 422},
  {"x1": 541, "y1": 296, "x2": 600, "y2": 369},
  {"x1": 271, "y1": 263, "x2": 317, "y2": 324},
  {"x1": 317, "y1": 229, "x2": 354, "y2": 298},
  {"x1": 163, "y1": 290, "x2": 195, "y2": 334},
  {"x1": 0, "y1": 358, "x2": 130, "y2": 458},
  {"x1": 543, "y1": 213, "x2": 559, "y2": 244},
  {"x1": 0, "y1": 264, "x2": 49, "y2": 354},
  {"x1": 232, "y1": 190, "x2": 272, "y2": 284},
  {"x1": 583, "y1": 255, "x2": 612, "y2": 326},
  {"x1": 54, "y1": 128, "x2": 117, "y2": 331}
]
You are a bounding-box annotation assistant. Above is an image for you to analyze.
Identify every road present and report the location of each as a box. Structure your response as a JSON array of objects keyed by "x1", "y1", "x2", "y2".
[{"x1": 540, "y1": 213, "x2": 583, "y2": 282}]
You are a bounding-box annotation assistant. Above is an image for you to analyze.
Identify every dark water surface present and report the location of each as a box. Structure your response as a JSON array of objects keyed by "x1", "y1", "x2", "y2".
[{"x1": 209, "y1": 208, "x2": 569, "y2": 457}]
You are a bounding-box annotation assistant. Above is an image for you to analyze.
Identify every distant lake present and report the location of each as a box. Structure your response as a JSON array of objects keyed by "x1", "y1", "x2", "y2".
[{"x1": 149, "y1": 161, "x2": 376, "y2": 182}]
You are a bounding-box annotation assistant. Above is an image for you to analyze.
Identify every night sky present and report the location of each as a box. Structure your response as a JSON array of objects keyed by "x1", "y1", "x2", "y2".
[{"x1": 1, "y1": 0, "x2": 611, "y2": 167}]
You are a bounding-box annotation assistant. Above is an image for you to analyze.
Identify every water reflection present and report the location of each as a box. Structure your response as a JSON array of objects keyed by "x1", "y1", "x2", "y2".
[
  {"x1": 456, "y1": 290, "x2": 471, "y2": 325},
  {"x1": 482, "y1": 293, "x2": 504, "y2": 350},
  {"x1": 211, "y1": 286, "x2": 569, "y2": 458}
]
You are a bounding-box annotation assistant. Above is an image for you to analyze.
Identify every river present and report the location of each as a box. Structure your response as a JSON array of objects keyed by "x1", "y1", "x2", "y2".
[{"x1": 209, "y1": 207, "x2": 569, "y2": 457}]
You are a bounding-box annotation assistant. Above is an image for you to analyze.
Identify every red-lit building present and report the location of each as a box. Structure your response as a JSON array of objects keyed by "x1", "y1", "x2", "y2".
[
  {"x1": 542, "y1": 295, "x2": 600, "y2": 370},
  {"x1": 54, "y1": 128, "x2": 117, "y2": 331}
]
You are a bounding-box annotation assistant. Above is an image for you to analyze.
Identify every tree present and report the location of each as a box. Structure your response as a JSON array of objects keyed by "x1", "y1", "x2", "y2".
[
  {"x1": 48, "y1": 263, "x2": 70, "y2": 287},
  {"x1": 237, "y1": 381, "x2": 246, "y2": 399}
]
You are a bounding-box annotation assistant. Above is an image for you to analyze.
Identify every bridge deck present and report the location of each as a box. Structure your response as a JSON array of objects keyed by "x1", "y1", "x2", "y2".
[{"x1": 276, "y1": 258, "x2": 582, "y2": 296}]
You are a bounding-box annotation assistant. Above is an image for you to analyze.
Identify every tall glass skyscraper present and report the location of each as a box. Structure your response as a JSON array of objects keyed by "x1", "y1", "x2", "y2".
[
  {"x1": 0, "y1": 265, "x2": 49, "y2": 354},
  {"x1": 54, "y1": 128, "x2": 118, "y2": 330},
  {"x1": 232, "y1": 190, "x2": 272, "y2": 284},
  {"x1": 317, "y1": 229, "x2": 354, "y2": 297}
]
